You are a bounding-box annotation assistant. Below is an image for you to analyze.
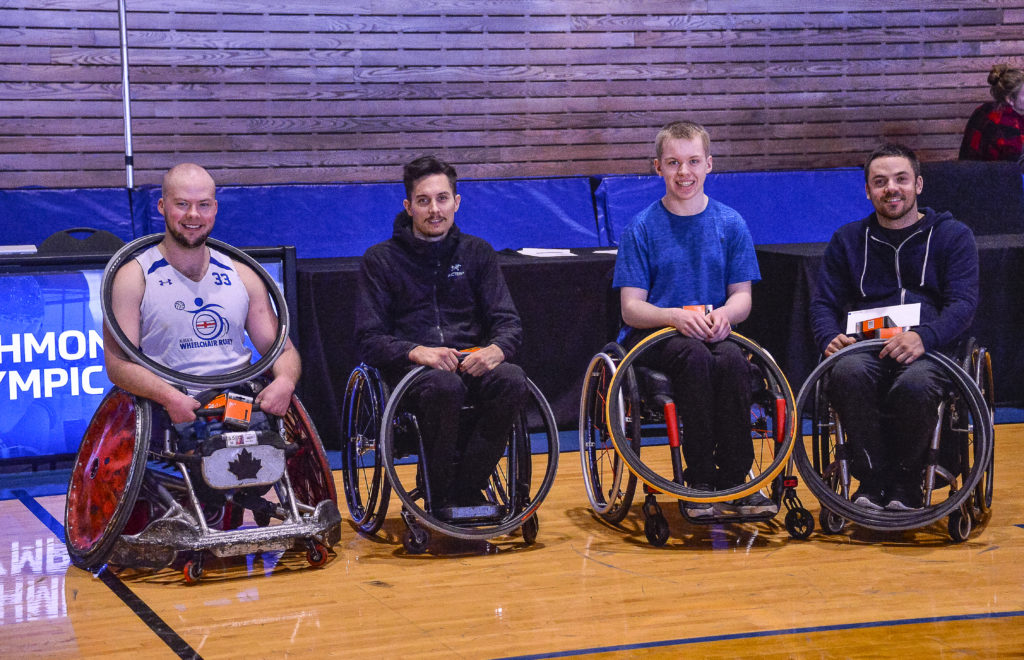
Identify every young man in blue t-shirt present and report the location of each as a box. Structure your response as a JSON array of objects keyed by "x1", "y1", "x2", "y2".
[{"x1": 613, "y1": 120, "x2": 773, "y2": 517}]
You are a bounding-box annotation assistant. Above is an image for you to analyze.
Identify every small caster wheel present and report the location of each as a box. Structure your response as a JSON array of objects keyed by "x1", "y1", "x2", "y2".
[
  {"x1": 403, "y1": 525, "x2": 430, "y2": 555},
  {"x1": 644, "y1": 513, "x2": 670, "y2": 547},
  {"x1": 254, "y1": 509, "x2": 272, "y2": 527},
  {"x1": 818, "y1": 507, "x2": 846, "y2": 535},
  {"x1": 521, "y1": 514, "x2": 539, "y2": 545},
  {"x1": 306, "y1": 542, "x2": 329, "y2": 567},
  {"x1": 948, "y1": 509, "x2": 971, "y2": 543},
  {"x1": 183, "y1": 558, "x2": 204, "y2": 585},
  {"x1": 785, "y1": 507, "x2": 815, "y2": 540}
]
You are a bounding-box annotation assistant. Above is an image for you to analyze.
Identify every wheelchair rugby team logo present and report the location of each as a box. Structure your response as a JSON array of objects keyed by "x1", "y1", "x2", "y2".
[{"x1": 176, "y1": 297, "x2": 232, "y2": 349}]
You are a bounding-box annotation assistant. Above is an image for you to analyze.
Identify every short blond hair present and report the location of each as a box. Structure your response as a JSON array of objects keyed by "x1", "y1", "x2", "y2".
[{"x1": 655, "y1": 120, "x2": 711, "y2": 159}]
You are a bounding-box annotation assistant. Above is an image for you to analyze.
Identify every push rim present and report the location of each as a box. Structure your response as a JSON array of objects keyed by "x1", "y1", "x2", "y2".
[
  {"x1": 792, "y1": 339, "x2": 993, "y2": 530},
  {"x1": 604, "y1": 327, "x2": 797, "y2": 502},
  {"x1": 100, "y1": 233, "x2": 289, "y2": 389},
  {"x1": 380, "y1": 366, "x2": 559, "y2": 540}
]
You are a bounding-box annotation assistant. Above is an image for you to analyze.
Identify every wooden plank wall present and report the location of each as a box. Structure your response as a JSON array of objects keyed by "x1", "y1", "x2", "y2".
[{"x1": 2, "y1": 0, "x2": 1023, "y2": 189}]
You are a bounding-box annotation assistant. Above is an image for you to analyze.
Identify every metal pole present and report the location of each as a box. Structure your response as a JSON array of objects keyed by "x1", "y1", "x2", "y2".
[{"x1": 117, "y1": 0, "x2": 134, "y2": 189}]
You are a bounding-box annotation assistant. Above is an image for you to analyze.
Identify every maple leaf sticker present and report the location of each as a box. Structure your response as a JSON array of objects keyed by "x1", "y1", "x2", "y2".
[{"x1": 228, "y1": 448, "x2": 263, "y2": 480}]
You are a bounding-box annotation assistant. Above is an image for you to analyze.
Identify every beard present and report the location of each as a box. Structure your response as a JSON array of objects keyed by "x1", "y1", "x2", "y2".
[
  {"x1": 166, "y1": 223, "x2": 211, "y2": 249},
  {"x1": 876, "y1": 193, "x2": 917, "y2": 222}
]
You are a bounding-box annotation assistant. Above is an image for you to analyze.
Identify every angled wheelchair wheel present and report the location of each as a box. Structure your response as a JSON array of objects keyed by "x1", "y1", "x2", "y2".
[
  {"x1": 380, "y1": 366, "x2": 559, "y2": 541},
  {"x1": 341, "y1": 365, "x2": 391, "y2": 535},
  {"x1": 101, "y1": 233, "x2": 289, "y2": 389},
  {"x1": 579, "y1": 343, "x2": 639, "y2": 523},
  {"x1": 793, "y1": 340, "x2": 993, "y2": 533},
  {"x1": 965, "y1": 345, "x2": 995, "y2": 520},
  {"x1": 283, "y1": 393, "x2": 339, "y2": 519},
  {"x1": 605, "y1": 328, "x2": 797, "y2": 503},
  {"x1": 65, "y1": 388, "x2": 151, "y2": 570}
]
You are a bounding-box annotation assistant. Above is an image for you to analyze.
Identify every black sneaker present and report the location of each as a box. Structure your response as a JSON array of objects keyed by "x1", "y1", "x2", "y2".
[
  {"x1": 886, "y1": 484, "x2": 923, "y2": 511},
  {"x1": 851, "y1": 488, "x2": 886, "y2": 510}
]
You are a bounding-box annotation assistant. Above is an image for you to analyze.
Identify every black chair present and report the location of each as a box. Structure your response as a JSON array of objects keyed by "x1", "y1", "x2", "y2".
[{"x1": 37, "y1": 227, "x2": 125, "y2": 255}]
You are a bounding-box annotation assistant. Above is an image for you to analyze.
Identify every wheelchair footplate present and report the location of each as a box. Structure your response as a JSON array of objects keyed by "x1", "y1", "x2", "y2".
[{"x1": 434, "y1": 502, "x2": 506, "y2": 524}]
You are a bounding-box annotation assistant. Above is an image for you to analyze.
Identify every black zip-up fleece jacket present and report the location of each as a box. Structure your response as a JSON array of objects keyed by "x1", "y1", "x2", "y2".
[
  {"x1": 809, "y1": 207, "x2": 978, "y2": 355},
  {"x1": 356, "y1": 211, "x2": 523, "y2": 371}
]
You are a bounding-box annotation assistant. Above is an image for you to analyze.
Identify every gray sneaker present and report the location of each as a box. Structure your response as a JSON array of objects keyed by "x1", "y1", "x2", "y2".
[
  {"x1": 684, "y1": 483, "x2": 716, "y2": 518},
  {"x1": 727, "y1": 491, "x2": 778, "y2": 515},
  {"x1": 684, "y1": 499, "x2": 715, "y2": 518}
]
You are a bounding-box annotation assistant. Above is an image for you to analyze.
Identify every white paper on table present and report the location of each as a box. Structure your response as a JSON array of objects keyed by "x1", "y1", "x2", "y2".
[
  {"x1": 846, "y1": 302, "x2": 920, "y2": 334},
  {"x1": 0, "y1": 244, "x2": 38, "y2": 255},
  {"x1": 517, "y1": 248, "x2": 576, "y2": 257}
]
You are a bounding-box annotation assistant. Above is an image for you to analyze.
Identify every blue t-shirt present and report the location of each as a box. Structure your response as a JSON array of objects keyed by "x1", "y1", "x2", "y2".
[{"x1": 613, "y1": 197, "x2": 760, "y2": 340}]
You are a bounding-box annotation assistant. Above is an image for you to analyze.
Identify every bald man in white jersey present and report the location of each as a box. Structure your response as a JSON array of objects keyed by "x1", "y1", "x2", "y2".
[{"x1": 104, "y1": 163, "x2": 300, "y2": 424}]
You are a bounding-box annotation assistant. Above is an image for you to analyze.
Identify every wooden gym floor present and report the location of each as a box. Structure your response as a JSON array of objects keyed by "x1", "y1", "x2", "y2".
[{"x1": 1, "y1": 424, "x2": 1021, "y2": 659}]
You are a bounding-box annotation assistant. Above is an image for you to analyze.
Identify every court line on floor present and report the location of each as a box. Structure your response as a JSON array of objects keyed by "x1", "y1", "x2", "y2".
[
  {"x1": 492, "y1": 609, "x2": 1024, "y2": 660},
  {"x1": 14, "y1": 489, "x2": 204, "y2": 660}
]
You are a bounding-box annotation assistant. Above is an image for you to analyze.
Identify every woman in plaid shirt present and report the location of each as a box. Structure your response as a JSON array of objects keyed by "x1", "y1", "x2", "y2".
[{"x1": 959, "y1": 64, "x2": 1023, "y2": 166}]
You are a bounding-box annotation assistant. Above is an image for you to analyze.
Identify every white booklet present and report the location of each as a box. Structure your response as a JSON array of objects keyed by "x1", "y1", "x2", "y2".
[{"x1": 846, "y1": 302, "x2": 920, "y2": 334}]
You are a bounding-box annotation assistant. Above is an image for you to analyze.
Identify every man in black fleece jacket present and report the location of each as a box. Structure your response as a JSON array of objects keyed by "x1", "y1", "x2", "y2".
[
  {"x1": 355, "y1": 156, "x2": 526, "y2": 515},
  {"x1": 809, "y1": 143, "x2": 979, "y2": 511}
]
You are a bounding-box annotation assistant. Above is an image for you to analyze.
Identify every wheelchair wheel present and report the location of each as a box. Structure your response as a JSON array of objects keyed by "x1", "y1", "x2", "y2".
[
  {"x1": 966, "y1": 346, "x2": 995, "y2": 520},
  {"x1": 948, "y1": 508, "x2": 972, "y2": 543},
  {"x1": 784, "y1": 508, "x2": 815, "y2": 540},
  {"x1": 605, "y1": 328, "x2": 797, "y2": 502},
  {"x1": 283, "y1": 394, "x2": 339, "y2": 544},
  {"x1": 403, "y1": 523, "x2": 431, "y2": 555},
  {"x1": 579, "y1": 343, "x2": 639, "y2": 523},
  {"x1": 101, "y1": 234, "x2": 289, "y2": 389},
  {"x1": 818, "y1": 507, "x2": 847, "y2": 535},
  {"x1": 793, "y1": 340, "x2": 993, "y2": 533},
  {"x1": 380, "y1": 366, "x2": 559, "y2": 541},
  {"x1": 644, "y1": 512, "x2": 670, "y2": 547},
  {"x1": 65, "y1": 388, "x2": 150, "y2": 570},
  {"x1": 341, "y1": 365, "x2": 391, "y2": 535}
]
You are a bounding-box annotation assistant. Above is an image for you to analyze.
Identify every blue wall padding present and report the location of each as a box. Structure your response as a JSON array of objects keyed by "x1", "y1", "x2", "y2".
[
  {"x1": 135, "y1": 182, "x2": 406, "y2": 259},
  {"x1": 6, "y1": 164, "x2": 1020, "y2": 256},
  {"x1": 135, "y1": 177, "x2": 599, "y2": 257},
  {"x1": 454, "y1": 177, "x2": 600, "y2": 250},
  {"x1": 0, "y1": 187, "x2": 134, "y2": 246},
  {"x1": 595, "y1": 168, "x2": 874, "y2": 246}
]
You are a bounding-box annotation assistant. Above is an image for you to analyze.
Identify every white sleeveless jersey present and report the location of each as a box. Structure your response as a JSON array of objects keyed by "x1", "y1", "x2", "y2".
[{"x1": 136, "y1": 245, "x2": 252, "y2": 380}]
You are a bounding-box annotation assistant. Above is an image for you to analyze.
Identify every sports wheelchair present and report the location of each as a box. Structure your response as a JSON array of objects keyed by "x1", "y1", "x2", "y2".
[
  {"x1": 793, "y1": 339, "x2": 994, "y2": 542},
  {"x1": 341, "y1": 362, "x2": 559, "y2": 554},
  {"x1": 579, "y1": 327, "x2": 813, "y2": 546},
  {"x1": 64, "y1": 234, "x2": 341, "y2": 583}
]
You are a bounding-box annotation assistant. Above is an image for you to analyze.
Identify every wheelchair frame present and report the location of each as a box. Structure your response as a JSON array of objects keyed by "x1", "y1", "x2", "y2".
[
  {"x1": 792, "y1": 338, "x2": 995, "y2": 542},
  {"x1": 581, "y1": 328, "x2": 812, "y2": 545},
  {"x1": 64, "y1": 234, "x2": 342, "y2": 582},
  {"x1": 341, "y1": 363, "x2": 559, "y2": 554}
]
